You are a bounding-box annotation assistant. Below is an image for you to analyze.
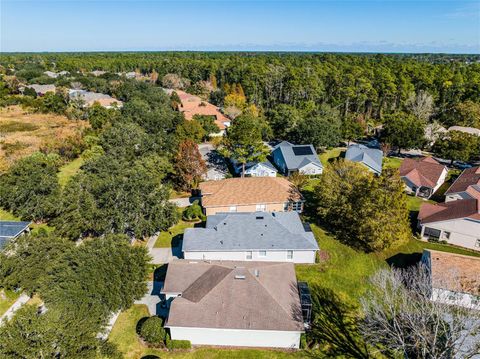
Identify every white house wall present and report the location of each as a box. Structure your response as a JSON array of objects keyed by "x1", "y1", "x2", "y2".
[
  {"x1": 298, "y1": 162, "x2": 323, "y2": 175},
  {"x1": 431, "y1": 288, "x2": 480, "y2": 311},
  {"x1": 244, "y1": 164, "x2": 277, "y2": 177},
  {"x1": 169, "y1": 326, "x2": 302, "y2": 348},
  {"x1": 420, "y1": 218, "x2": 480, "y2": 251},
  {"x1": 433, "y1": 168, "x2": 448, "y2": 193},
  {"x1": 184, "y1": 250, "x2": 316, "y2": 263}
]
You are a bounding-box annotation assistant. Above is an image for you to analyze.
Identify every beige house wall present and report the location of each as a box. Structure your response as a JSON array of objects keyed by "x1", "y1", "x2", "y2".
[{"x1": 204, "y1": 202, "x2": 286, "y2": 216}]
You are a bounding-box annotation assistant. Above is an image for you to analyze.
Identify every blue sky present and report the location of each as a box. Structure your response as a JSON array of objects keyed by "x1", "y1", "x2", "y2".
[{"x1": 1, "y1": 1, "x2": 479, "y2": 53}]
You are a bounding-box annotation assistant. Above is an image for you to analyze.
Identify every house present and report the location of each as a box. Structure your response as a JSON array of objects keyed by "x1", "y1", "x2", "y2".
[
  {"x1": 231, "y1": 159, "x2": 277, "y2": 177},
  {"x1": 271, "y1": 141, "x2": 323, "y2": 176},
  {"x1": 445, "y1": 166, "x2": 480, "y2": 202},
  {"x1": 448, "y1": 126, "x2": 480, "y2": 137},
  {"x1": 199, "y1": 177, "x2": 304, "y2": 215},
  {"x1": 345, "y1": 144, "x2": 383, "y2": 175},
  {"x1": 399, "y1": 157, "x2": 448, "y2": 198},
  {"x1": 91, "y1": 70, "x2": 107, "y2": 77},
  {"x1": 26, "y1": 84, "x2": 56, "y2": 96},
  {"x1": 161, "y1": 260, "x2": 307, "y2": 348},
  {"x1": 418, "y1": 198, "x2": 480, "y2": 251},
  {"x1": 69, "y1": 89, "x2": 123, "y2": 109},
  {"x1": 0, "y1": 221, "x2": 30, "y2": 250},
  {"x1": 421, "y1": 250, "x2": 480, "y2": 310},
  {"x1": 183, "y1": 211, "x2": 318, "y2": 263},
  {"x1": 164, "y1": 89, "x2": 230, "y2": 135},
  {"x1": 44, "y1": 70, "x2": 69, "y2": 78}
]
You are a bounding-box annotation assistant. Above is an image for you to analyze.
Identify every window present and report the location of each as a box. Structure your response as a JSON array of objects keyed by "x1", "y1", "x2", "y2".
[
  {"x1": 476, "y1": 239, "x2": 480, "y2": 248},
  {"x1": 441, "y1": 231, "x2": 451, "y2": 240},
  {"x1": 287, "y1": 201, "x2": 303, "y2": 212},
  {"x1": 259, "y1": 250, "x2": 267, "y2": 257},
  {"x1": 229, "y1": 206, "x2": 237, "y2": 212},
  {"x1": 246, "y1": 251, "x2": 252, "y2": 260},
  {"x1": 424, "y1": 227, "x2": 441, "y2": 240},
  {"x1": 287, "y1": 250, "x2": 293, "y2": 260},
  {"x1": 256, "y1": 204, "x2": 266, "y2": 212}
]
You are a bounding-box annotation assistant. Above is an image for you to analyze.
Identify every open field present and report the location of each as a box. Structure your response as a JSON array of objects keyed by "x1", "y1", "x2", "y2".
[{"x1": 0, "y1": 105, "x2": 87, "y2": 169}]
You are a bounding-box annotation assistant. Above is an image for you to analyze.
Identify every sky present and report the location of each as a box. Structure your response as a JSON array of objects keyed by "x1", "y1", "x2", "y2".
[{"x1": 1, "y1": 0, "x2": 479, "y2": 53}]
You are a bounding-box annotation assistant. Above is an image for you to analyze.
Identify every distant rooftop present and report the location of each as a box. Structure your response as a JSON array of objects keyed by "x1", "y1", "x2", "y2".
[
  {"x1": 0, "y1": 220, "x2": 30, "y2": 250},
  {"x1": 272, "y1": 141, "x2": 322, "y2": 171},
  {"x1": 345, "y1": 143, "x2": 383, "y2": 174}
]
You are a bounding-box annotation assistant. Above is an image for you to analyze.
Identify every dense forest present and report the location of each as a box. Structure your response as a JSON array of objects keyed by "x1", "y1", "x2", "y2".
[{"x1": 1, "y1": 52, "x2": 480, "y2": 127}]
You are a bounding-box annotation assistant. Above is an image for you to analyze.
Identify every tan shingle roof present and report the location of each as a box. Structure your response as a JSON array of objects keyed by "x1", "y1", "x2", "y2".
[
  {"x1": 199, "y1": 177, "x2": 302, "y2": 208},
  {"x1": 162, "y1": 260, "x2": 304, "y2": 331},
  {"x1": 425, "y1": 250, "x2": 480, "y2": 295},
  {"x1": 446, "y1": 166, "x2": 480, "y2": 194},
  {"x1": 399, "y1": 157, "x2": 446, "y2": 188}
]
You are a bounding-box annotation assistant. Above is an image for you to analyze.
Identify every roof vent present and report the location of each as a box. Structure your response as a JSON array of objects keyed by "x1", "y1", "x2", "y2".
[
  {"x1": 234, "y1": 275, "x2": 246, "y2": 280},
  {"x1": 256, "y1": 216, "x2": 264, "y2": 220}
]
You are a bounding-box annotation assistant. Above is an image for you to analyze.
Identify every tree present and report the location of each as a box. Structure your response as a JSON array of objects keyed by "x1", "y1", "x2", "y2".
[
  {"x1": 173, "y1": 140, "x2": 207, "y2": 191},
  {"x1": 162, "y1": 73, "x2": 189, "y2": 89},
  {"x1": 452, "y1": 100, "x2": 480, "y2": 129},
  {"x1": 406, "y1": 90, "x2": 434, "y2": 121},
  {"x1": 140, "y1": 316, "x2": 167, "y2": 345},
  {"x1": 292, "y1": 105, "x2": 342, "y2": 149},
  {"x1": 193, "y1": 115, "x2": 220, "y2": 139},
  {"x1": 432, "y1": 130, "x2": 479, "y2": 164},
  {"x1": 382, "y1": 112, "x2": 425, "y2": 153},
  {"x1": 314, "y1": 161, "x2": 410, "y2": 251},
  {"x1": 0, "y1": 152, "x2": 60, "y2": 221},
  {"x1": 361, "y1": 266, "x2": 480, "y2": 359},
  {"x1": 342, "y1": 115, "x2": 366, "y2": 145},
  {"x1": 86, "y1": 102, "x2": 118, "y2": 130},
  {"x1": 266, "y1": 104, "x2": 300, "y2": 139},
  {"x1": 175, "y1": 119, "x2": 206, "y2": 143},
  {"x1": 221, "y1": 115, "x2": 269, "y2": 177}
]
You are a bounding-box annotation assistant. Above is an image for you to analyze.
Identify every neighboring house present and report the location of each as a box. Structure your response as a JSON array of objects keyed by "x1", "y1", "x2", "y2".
[
  {"x1": 0, "y1": 221, "x2": 30, "y2": 250},
  {"x1": 44, "y1": 70, "x2": 69, "y2": 78},
  {"x1": 183, "y1": 211, "x2": 319, "y2": 263},
  {"x1": 231, "y1": 158, "x2": 277, "y2": 177},
  {"x1": 448, "y1": 126, "x2": 480, "y2": 137},
  {"x1": 164, "y1": 89, "x2": 229, "y2": 134},
  {"x1": 161, "y1": 260, "x2": 307, "y2": 348},
  {"x1": 399, "y1": 157, "x2": 448, "y2": 198},
  {"x1": 271, "y1": 141, "x2": 323, "y2": 176},
  {"x1": 445, "y1": 166, "x2": 480, "y2": 202},
  {"x1": 418, "y1": 199, "x2": 480, "y2": 251},
  {"x1": 421, "y1": 250, "x2": 480, "y2": 310},
  {"x1": 69, "y1": 89, "x2": 123, "y2": 109},
  {"x1": 91, "y1": 70, "x2": 107, "y2": 77},
  {"x1": 345, "y1": 144, "x2": 383, "y2": 175},
  {"x1": 26, "y1": 84, "x2": 56, "y2": 96},
  {"x1": 199, "y1": 177, "x2": 304, "y2": 215}
]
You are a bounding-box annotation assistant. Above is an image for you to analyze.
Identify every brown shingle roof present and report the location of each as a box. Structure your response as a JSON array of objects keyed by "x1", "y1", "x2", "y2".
[
  {"x1": 419, "y1": 199, "x2": 480, "y2": 224},
  {"x1": 445, "y1": 166, "x2": 480, "y2": 194},
  {"x1": 174, "y1": 90, "x2": 228, "y2": 130},
  {"x1": 199, "y1": 177, "x2": 302, "y2": 208},
  {"x1": 399, "y1": 157, "x2": 446, "y2": 188},
  {"x1": 425, "y1": 250, "x2": 480, "y2": 295},
  {"x1": 162, "y1": 260, "x2": 304, "y2": 331}
]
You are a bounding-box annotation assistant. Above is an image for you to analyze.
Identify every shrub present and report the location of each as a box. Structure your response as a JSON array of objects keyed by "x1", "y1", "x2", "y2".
[
  {"x1": 166, "y1": 338, "x2": 192, "y2": 350},
  {"x1": 182, "y1": 200, "x2": 204, "y2": 221},
  {"x1": 139, "y1": 316, "x2": 166, "y2": 345}
]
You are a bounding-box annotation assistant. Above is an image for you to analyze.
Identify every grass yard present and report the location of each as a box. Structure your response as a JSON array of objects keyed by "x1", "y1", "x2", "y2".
[
  {"x1": 154, "y1": 220, "x2": 196, "y2": 248},
  {"x1": 383, "y1": 156, "x2": 403, "y2": 169},
  {"x1": 108, "y1": 305, "x2": 305, "y2": 359},
  {"x1": 0, "y1": 289, "x2": 20, "y2": 317},
  {"x1": 0, "y1": 208, "x2": 54, "y2": 235},
  {"x1": 58, "y1": 157, "x2": 84, "y2": 187},
  {"x1": 406, "y1": 195, "x2": 434, "y2": 212},
  {"x1": 319, "y1": 147, "x2": 344, "y2": 166}
]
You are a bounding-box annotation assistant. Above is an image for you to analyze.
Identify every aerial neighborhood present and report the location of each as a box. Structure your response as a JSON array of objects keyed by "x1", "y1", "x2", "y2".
[{"x1": 0, "y1": 50, "x2": 479, "y2": 358}]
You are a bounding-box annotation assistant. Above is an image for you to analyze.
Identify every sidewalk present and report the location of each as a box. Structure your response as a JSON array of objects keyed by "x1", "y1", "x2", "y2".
[{"x1": 0, "y1": 293, "x2": 29, "y2": 325}]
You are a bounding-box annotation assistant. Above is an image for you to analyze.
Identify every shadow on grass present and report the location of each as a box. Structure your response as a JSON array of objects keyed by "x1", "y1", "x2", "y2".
[
  {"x1": 136, "y1": 316, "x2": 149, "y2": 336},
  {"x1": 141, "y1": 356, "x2": 160, "y2": 359},
  {"x1": 386, "y1": 252, "x2": 422, "y2": 269},
  {"x1": 306, "y1": 286, "x2": 370, "y2": 359}
]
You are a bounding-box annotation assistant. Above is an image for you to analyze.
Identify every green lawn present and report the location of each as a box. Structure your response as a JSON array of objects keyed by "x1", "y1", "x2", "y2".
[
  {"x1": 109, "y1": 305, "x2": 303, "y2": 359},
  {"x1": 383, "y1": 156, "x2": 403, "y2": 169},
  {"x1": 154, "y1": 220, "x2": 196, "y2": 248},
  {"x1": 0, "y1": 289, "x2": 20, "y2": 317},
  {"x1": 319, "y1": 147, "x2": 343, "y2": 166},
  {"x1": 58, "y1": 157, "x2": 84, "y2": 187},
  {"x1": 406, "y1": 195, "x2": 434, "y2": 212}
]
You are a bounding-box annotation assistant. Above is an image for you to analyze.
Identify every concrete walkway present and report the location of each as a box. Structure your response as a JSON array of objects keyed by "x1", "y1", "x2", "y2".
[
  {"x1": 134, "y1": 281, "x2": 167, "y2": 317},
  {"x1": 169, "y1": 197, "x2": 196, "y2": 208},
  {"x1": 0, "y1": 293, "x2": 29, "y2": 325}
]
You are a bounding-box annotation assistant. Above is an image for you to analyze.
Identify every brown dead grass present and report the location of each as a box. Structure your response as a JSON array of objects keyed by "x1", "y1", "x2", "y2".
[{"x1": 0, "y1": 106, "x2": 87, "y2": 171}]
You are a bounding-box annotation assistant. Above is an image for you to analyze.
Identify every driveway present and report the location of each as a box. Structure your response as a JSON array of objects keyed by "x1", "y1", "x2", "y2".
[
  {"x1": 146, "y1": 234, "x2": 182, "y2": 264},
  {"x1": 169, "y1": 196, "x2": 199, "y2": 208},
  {"x1": 134, "y1": 281, "x2": 168, "y2": 317},
  {"x1": 198, "y1": 143, "x2": 228, "y2": 180}
]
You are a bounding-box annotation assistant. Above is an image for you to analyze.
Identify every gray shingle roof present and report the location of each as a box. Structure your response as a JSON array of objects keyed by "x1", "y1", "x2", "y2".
[
  {"x1": 0, "y1": 221, "x2": 30, "y2": 250},
  {"x1": 345, "y1": 144, "x2": 383, "y2": 175},
  {"x1": 183, "y1": 212, "x2": 318, "y2": 252},
  {"x1": 272, "y1": 141, "x2": 322, "y2": 171}
]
